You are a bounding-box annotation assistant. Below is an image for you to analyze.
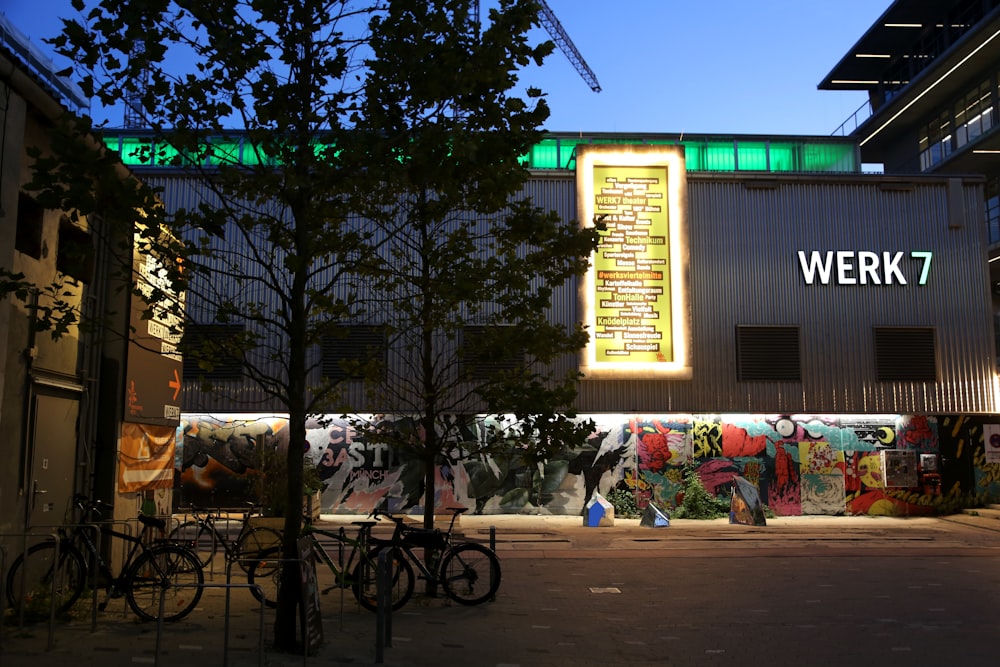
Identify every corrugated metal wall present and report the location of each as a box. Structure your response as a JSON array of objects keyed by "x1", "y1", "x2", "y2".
[
  {"x1": 147, "y1": 171, "x2": 999, "y2": 416},
  {"x1": 573, "y1": 173, "x2": 997, "y2": 414}
]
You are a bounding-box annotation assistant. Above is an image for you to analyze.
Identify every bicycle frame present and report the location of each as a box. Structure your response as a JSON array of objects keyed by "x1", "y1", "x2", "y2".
[
  {"x1": 371, "y1": 509, "x2": 462, "y2": 584},
  {"x1": 180, "y1": 505, "x2": 271, "y2": 561},
  {"x1": 74, "y1": 514, "x2": 174, "y2": 598},
  {"x1": 303, "y1": 523, "x2": 375, "y2": 593}
]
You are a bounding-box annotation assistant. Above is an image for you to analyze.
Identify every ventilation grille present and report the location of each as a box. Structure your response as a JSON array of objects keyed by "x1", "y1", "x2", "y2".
[
  {"x1": 462, "y1": 325, "x2": 524, "y2": 380},
  {"x1": 182, "y1": 324, "x2": 244, "y2": 380},
  {"x1": 874, "y1": 327, "x2": 937, "y2": 382},
  {"x1": 736, "y1": 326, "x2": 801, "y2": 382},
  {"x1": 321, "y1": 326, "x2": 387, "y2": 382}
]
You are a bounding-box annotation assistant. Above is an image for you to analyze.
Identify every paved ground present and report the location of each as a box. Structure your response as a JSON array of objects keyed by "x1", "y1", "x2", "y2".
[{"x1": 2, "y1": 511, "x2": 1000, "y2": 666}]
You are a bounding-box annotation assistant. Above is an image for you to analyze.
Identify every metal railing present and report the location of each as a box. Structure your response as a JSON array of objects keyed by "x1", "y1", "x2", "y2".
[{"x1": 832, "y1": 99, "x2": 874, "y2": 138}]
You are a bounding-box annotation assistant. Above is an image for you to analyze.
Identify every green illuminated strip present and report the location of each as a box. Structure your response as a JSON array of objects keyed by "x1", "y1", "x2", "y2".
[{"x1": 105, "y1": 135, "x2": 859, "y2": 174}]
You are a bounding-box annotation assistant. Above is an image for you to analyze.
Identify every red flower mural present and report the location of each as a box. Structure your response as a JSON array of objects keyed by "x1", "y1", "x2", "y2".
[
  {"x1": 637, "y1": 432, "x2": 672, "y2": 472},
  {"x1": 721, "y1": 422, "x2": 767, "y2": 457}
]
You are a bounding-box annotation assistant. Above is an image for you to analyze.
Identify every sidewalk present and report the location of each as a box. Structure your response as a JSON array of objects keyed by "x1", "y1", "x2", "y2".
[{"x1": 3, "y1": 512, "x2": 1000, "y2": 666}]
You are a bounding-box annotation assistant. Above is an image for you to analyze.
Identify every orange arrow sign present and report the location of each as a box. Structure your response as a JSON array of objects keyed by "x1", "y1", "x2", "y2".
[{"x1": 169, "y1": 368, "x2": 181, "y2": 401}]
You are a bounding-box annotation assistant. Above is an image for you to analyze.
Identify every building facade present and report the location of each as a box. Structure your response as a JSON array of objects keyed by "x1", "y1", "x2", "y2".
[
  {"x1": 0, "y1": 16, "x2": 174, "y2": 545},
  {"x1": 105, "y1": 132, "x2": 1000, "y2": 519},
  {"x1": 821, "y1": 0, "x2": 1000, "y2": 333}
]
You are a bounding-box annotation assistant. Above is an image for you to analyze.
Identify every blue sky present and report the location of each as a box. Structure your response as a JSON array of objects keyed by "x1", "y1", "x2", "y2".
[{"x1": 2, "y1": 0, "x2": 891, "y2": 136}]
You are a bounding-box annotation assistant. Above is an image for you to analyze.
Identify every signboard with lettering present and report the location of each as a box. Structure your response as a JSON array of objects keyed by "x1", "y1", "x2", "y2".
[
  {"x1": 577, "y1": 146, "x2": 691, "y2": 379},
  {"x1": 298, "y1": 536, "x2": 323, "y2": 655},
  {"x1": 797, "y1": 250, "x2": 933, "y2": 285},
  {"x1": 984, "y1": 424, "x2": 1000, "y2": 464},
  {"x1": 125, "y1": 234, "x2": 184, "y2": 426}
]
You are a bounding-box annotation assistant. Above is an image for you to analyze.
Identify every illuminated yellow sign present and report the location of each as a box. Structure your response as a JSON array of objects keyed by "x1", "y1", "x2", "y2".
[{"x1": 577, "y1": 146, "x2": 690, "y2": 379}]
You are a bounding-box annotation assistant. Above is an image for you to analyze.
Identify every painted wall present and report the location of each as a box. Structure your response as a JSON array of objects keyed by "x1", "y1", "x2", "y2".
[{"x1": 176, "y1": 413, "x2": 1000, "y2": 517}]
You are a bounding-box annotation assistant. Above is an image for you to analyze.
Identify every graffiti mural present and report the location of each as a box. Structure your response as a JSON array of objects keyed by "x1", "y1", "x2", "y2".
[{"x1": 174, "y1": 412, "x2": 998, "y2": 516}]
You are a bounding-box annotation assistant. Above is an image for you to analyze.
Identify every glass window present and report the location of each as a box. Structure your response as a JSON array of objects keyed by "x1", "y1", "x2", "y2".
[
  {"x1": 919, "y1": 111, "x2": 953, "y2": 171},
  {"x1": 986, "y1": 177, "x2": 1000, "y2": 245},
  {"x1": 954, "y1": 80, "x2": 993, "y2": 149}
]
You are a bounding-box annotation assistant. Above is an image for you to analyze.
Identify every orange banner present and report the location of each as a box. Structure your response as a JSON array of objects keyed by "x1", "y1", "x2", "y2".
[{"x1": 118, "y1": 422, "x2": 176, "y2": 492}]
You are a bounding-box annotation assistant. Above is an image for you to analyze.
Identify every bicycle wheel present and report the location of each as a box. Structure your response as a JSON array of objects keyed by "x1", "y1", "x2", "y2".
[
  {"x1": 439, "y1": 543, "x2": 501, "y2": 605},
  {"x1": 125, "y1": 544, "x2": 204, "y2": 622},
  {"x1": 246, "y1": 546, "x2": 282, "y2": 609},
  {"x1": 352, "y1": 545, "x2": 414, "y2": 612},
  {"x1": 235, "y1": 526, "x2": 283, "y2": 573},
  {"x1": 168, "y1": 521, "x2": 218, "y2": 568},
  {"x1": 5, "y1": 541, "x2": 87, "y2": 615}
]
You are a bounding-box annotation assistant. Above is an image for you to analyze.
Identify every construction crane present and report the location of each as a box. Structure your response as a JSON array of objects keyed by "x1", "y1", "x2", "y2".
[
  {"x1": 536, "y1": 0, "x2": 601, "y2": 93},
  {"x1": 465, "y1": 1, "x2": 601, "y2": 93}
]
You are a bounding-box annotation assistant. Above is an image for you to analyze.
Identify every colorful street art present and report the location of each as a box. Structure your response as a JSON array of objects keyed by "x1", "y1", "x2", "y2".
[{"x1": 174, "y1": 413, "x2": 999, "y2": 517}]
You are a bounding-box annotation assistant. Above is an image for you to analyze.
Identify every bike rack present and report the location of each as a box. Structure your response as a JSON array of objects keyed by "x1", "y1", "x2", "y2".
[
  {"x1": 0, "y1": 530, "x2": 63, "y2": 651},
  {"x1": 154, "y1": 580, "x2": 267, "y2": 667},
  {"x1": 224, "y1": 554, "x2": 313, "y2": 667}
]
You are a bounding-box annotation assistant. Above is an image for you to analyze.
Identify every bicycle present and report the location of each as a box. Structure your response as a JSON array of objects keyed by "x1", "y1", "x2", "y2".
[
  {"x1": 368, "y1": 506, "x2": 501, "y2": 606},
  {"x1": 4, "y1": 495, "x2": 204, "y2": 622},
  {"x1": 168, "y1": 502, "x2": 283, "y2": 571},
  {"x1": 246, "y1": 518, "x2": 414, "y2": 612}
]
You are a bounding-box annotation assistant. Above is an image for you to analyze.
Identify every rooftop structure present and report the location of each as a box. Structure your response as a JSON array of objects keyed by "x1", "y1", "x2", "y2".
[{"x1": 102, "y1": 131, "x2": 861, "y2": 174}]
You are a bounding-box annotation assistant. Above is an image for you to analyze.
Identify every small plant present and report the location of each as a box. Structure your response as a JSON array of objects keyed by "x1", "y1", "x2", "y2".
[
  {"x1": 253, "y1": 444, "x2": 323, "y2": 516},
  {"x1": 606, "y1": 488, "x2": 641, "y2": 519},
  {"x1": 672, "y1": 462, "x2": 730, "y2": 520}
]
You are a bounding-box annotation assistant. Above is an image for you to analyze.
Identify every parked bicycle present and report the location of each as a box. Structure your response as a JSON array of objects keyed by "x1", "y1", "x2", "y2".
[
  {"x1": 246, "y1": 518, "x2": 413, "y2": 612},
  {"x1": 369, "y1": 506, "x2": 501, "y2": 606},
  {"x1": 5, "y1": 495, "x2": 204, "y2": 622},
  {"x1": 169, "y1": 502, "x2": 282, "y2": 571}
]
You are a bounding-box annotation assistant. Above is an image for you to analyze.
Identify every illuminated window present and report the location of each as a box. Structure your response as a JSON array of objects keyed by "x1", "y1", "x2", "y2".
[
  {"x1": 954, "y1": 80, "x2": 993, "y2": 149},
  {"x1": 735, "y1": 326, "x2": 801, "y2": 382},
  {"x1": 987, "y1": 177, "x2": 1000, "y2": 245},
  {"x1": 918, "y1": 111, "x2": 953, "y2": 171},
  {"x1": 873, "y1": 327, "x2": 936, "y2": 382}
]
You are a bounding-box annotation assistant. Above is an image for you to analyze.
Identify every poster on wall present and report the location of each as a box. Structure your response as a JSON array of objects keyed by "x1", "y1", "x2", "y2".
[
  {"x1": 985, "y1": 424, "x2": 1000, "y2": 464},
  {"x1": 119, "y1": 422, "x2": 176, "y2": 492},
  {"x1": 880, "y1": 450, "x2": 918, "y2": 488},
  {"x1": 576, "y1": 145, "x2": 690, "y2": 379}
]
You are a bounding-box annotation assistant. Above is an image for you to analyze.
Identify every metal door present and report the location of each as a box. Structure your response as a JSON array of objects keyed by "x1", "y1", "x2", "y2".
[{"x1": 26, "y1": 391, "x2": 80, "y2": 528}]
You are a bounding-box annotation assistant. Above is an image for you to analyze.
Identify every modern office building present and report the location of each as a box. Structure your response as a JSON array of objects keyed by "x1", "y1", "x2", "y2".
[{"x1": 821, "y1": 0, "x2": 1000, "y2": 321}]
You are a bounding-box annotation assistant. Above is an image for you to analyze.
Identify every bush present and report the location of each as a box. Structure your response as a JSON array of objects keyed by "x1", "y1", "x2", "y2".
[
  {"x1": 605, "y1": 488, "x2": 641, "y2": 519},
  {"x1": 672, "y1": 463, "x2": 730, "y2": 520}
]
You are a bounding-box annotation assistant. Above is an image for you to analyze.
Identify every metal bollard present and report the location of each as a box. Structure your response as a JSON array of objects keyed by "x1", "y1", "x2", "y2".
[{"x1": 374, "y1": 547, "x2": 394, "y2": 662}]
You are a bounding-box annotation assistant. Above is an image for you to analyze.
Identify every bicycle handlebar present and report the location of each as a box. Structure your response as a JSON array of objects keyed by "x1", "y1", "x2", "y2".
[{"x1": 73, "y1": 493, "x2": 113, "y2": 517}]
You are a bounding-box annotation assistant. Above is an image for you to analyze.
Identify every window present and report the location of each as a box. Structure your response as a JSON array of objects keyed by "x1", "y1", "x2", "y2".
[
  {"x1": 461, "y1": 325, "x2": 524, "y2": 381},
  {"x1": 735, "y1": 326, "x2": 801, "y2": 382},
  {"x1": 919, "y1": 111, "x2": 953, "y2": 171},
  {"x1": 987, "y1": 177, "x2": 1000, "y2": 245},
  {"x1": 15, "y1": 191, "x2": 44, "y2": 258},
  {"x1": 181, "y1": 324, "x2": 244, "y2": 381},
  {"x1": 57, "y1": 215, "x2": 93, "y2": 283},
  {"x1": 321, "y1": 325, "x2": 387, "y2": 382},
  {"x1": 954, "y1": 80, "x2": 993, "y2": 149},
  {"x1": 873, "y1": 327, "x2": 937, "y2": 382}
]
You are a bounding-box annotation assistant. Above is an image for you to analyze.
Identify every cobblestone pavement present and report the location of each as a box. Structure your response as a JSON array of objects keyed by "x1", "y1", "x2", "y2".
[{"x1": 2, "y1": 512, "x2": 999, "y2": 666}]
